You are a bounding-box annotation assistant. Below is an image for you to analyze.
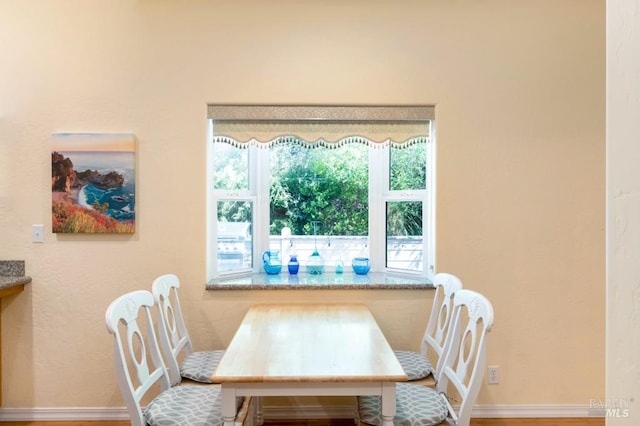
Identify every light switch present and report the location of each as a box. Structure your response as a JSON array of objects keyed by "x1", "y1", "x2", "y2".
[{"x1": 32, "y1": 224, "x2": 44, "y2": 243}]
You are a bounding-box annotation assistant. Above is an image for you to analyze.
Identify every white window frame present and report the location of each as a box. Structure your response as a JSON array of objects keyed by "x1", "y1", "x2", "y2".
[{"x1": 207, "y1": 106, "x2": 436, "y2": 283}]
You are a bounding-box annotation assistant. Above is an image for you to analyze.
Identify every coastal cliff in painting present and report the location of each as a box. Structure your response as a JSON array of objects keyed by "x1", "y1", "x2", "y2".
[{"x1": 51, "y1": 133, "x2": 135, "y2": 234}]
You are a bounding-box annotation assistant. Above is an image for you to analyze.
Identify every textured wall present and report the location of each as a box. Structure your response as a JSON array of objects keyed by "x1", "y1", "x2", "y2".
[{"x1": 0, "y1": 0, "x2": 604, "y2": 411}]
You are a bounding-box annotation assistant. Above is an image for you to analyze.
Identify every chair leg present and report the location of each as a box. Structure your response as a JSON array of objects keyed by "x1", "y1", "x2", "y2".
[
  {"x1": 249, "y1": 396, "x2": 259, "y2": 426},
  {"x1": 236, "y1": 396, "x2": 254, "y2": 426},
  {"x1": 256, "y1": 396, "x2": 264, "y2": 425}
]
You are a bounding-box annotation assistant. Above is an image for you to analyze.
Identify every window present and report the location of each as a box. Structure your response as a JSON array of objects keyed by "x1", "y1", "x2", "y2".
[{"x1": 207, "y1": 105, "x2": 435, "y2": 283}]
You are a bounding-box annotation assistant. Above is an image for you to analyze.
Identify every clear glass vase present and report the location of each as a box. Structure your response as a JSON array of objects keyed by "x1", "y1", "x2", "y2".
[{"x1": 306, "y1": 250, "x2": 324, "y2": 275}]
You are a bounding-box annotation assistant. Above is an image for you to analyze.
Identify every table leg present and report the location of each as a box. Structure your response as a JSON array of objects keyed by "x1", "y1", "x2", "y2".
[
  {"x1": 221, "y1": 385, "x2": 237, "y2": 426},
  {"x1": 380, "y1": 382, "x2": 396, "y2": 426}
]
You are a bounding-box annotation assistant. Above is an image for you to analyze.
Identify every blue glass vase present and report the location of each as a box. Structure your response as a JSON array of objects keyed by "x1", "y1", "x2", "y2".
[
  {"x1": 352, "y1": 257, "x2": 371, "y2": 275},
  {"x1": 288, "y1": 255, "x2": 300, "y2": 275},
  {"x1": 262, "y1": 250, "x2": 282, "y2": 274}
]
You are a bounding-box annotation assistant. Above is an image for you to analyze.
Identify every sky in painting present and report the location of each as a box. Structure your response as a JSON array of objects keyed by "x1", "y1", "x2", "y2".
[{"x1": 52, "y1": 133, "x2": 135, "y2": 152}]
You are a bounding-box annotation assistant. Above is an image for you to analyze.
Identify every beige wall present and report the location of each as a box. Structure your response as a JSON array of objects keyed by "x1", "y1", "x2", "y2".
[{"x1": 0, "y1": 0, "x2": 604, "y2": 411}]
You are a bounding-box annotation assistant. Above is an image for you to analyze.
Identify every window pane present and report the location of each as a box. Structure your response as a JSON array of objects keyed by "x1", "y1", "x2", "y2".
[
  {"x1": 386, "y1": 201, "x2": 423, "y2": 272},
  {"x1": 217, "y1": 201, "x2": 252, "y2": 272},
  {"x1": 213, "y1": 143, "x2": 248, "y2": 190},
  {"x1": 269, "y1": 143, "x2": 369, "y2": 265},
  {"x1": 390, "y1": 142, "x2": 427, "y2": 191}
]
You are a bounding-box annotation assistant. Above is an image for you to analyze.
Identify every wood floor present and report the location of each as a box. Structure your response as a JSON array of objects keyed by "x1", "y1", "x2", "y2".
[
  {"x1": 264, "y1": 420, "x2": 605, "y2": 426},
  {"x1": 0, "y1": 419, "x2": 605, "y2": 426}
]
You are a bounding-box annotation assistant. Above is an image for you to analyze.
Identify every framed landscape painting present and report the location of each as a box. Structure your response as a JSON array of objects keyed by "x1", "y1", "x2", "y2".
[{"x1": 51, "y1": 133, "x2": 136, "y2": 234}]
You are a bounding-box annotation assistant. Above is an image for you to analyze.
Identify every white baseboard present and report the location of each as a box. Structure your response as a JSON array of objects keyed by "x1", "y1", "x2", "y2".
[
  {"x1": 0, "y1": 404, "x2": 603, "y2": 421},
  {"x1": 471, "y1": 404, "x2": 603, "y2": 418},
  {"x1": 0, "y1": 407, "x2": 130, "y2": 421}
]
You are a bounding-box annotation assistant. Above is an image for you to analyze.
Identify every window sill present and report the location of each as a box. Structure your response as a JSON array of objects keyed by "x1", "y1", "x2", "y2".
[{"x1": 207, "y1": 272, "x2": 433, "y2": 290}]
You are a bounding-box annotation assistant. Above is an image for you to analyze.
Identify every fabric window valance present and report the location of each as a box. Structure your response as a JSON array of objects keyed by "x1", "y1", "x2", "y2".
[{"x1": 208, "y1": 105, "x2": 433, "y2": 149}]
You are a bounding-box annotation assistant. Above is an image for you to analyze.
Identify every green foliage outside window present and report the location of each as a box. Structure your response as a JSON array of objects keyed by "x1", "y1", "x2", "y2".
[
  {"x1": 388, "y1": 143, "x2": 427, "y2": 236},
  {"x1": 269, "y1": 143, "x2": 369, "y2": 236},
  {"x1": 213, "y1": 141, "x2": 427, "y2": 238},
  {"x1": 269, "y1": 142, "x2": 426, "y2": 237},
  {"x1": 390, "y1": 143, "x2": 427, "y2": 191}
]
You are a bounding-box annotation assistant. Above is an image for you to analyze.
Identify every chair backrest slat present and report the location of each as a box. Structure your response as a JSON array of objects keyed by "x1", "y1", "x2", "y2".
[
  {"x1": 421, "y1": 272, "x2": 463, "y2": 378},
  {"x1": 152, "y1": 273, "x2": 194, "y2": 386},
  {"x1": 435, "y1": 289, "x2": 494, "y2": 425},
  {"x1": 105, "y1": 290, "x2": 172, "y2": 426}
]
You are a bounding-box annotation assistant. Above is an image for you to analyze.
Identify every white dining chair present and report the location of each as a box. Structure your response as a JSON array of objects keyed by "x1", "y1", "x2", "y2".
[
  {"x1": 393, "y1": 272, "x2": 463, "y2": 384},
  {"x1": 105, "y1": 290, "x2": 252, "y2": 426},
  {"x1": 358, "y1": 289, "x2": 494, "y2": 426},
  {"x1": 152, "y1": 273, "x2": 225, "y2": 385}
]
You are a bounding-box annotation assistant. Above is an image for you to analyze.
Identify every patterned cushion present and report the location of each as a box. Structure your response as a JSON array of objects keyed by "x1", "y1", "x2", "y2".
[
  {"x1": 144, "y1": 384, "x2": 243, "y2": 426},
  {"x1": 394, "y1": 350, "x2": 433, "y2": 381},
  {"x1": 359, "y1": 382, "x2": 449, "y2": 426},
  {"x1": 180, "y1": 350, "x2": 225, "y2": 383}
]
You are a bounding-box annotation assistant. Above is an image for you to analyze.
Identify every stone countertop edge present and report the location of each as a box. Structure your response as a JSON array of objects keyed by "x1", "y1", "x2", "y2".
[
  {"x1": 0, "y1": 260, "x2": 32, "y2": 290},
  {"x1": 207, "y1": 282, "x2": 434, "y2": 290},
  {"x1": 206, "y1": 273, "x2": 434, "y2": 290}
]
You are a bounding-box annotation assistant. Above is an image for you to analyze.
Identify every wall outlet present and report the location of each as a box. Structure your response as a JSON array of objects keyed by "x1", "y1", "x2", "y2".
[{"x1": 488, "y1": 365, "x2": 499, "y2": 384}]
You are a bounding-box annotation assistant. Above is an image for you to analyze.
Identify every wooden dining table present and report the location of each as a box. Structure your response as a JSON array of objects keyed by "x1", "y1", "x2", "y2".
[{"x1": 212, "y1": 303, "x2": 407, "y2": 426}]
